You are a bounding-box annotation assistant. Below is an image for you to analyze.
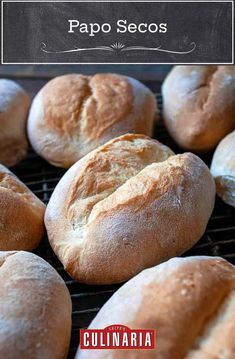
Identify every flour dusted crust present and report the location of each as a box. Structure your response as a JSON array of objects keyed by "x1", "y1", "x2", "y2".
[
  {"x1": 0, "y1": 251, "x2": 72, "y2": 359},
  {"x1": 162, "y1": 66, "x2": 235, "y2": 151},
  {"x1": 211, "y1": 130, "x2": 235, "y2": 207},
  {"x1": 45, "y1": 134, "x2": 215, "y2": 284},
  {"x1": 27, "y1": 74, "x2": 157, "y2": 168},
  {"x1": 77, "y1": 256, "x2": 235, "y2": 359},
  {"x1": 0, "y1": 79, "x2": 31, "y2": 166},
  {"x1": 0, "y1": 164, "x2": 45, "y2": 250}
]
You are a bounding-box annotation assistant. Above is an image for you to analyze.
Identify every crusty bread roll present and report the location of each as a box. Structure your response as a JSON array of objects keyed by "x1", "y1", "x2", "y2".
[
  {"x1": 77, "y1": 256, "x2": 235, "y2": 359},
  {"x1": 45, "y1": 134, "x2": 215, "y2": 285},
  {"x1": 27, "y1": 73, "x2": 157, "y2": 168},
  {"x1": 0, "y1": 164, "x2": 45, "y2": 250},
  {"x1": 211, "y1": 130, "x2": 235, "y2": 207},
  {"x1": 162, "y1": 66, "x2": 235, "y2": 151},
  {"x1": 0, "y1": 79, "x2": 30, "y2": 166},
  {"x1": 0, "y1": 251, "x2": 72, "y2": 359}
]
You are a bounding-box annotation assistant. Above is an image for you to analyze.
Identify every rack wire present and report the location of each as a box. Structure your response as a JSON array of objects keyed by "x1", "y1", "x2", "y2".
[{"x1": 12, "y1": 90, "x2": 235, "y2": 358}]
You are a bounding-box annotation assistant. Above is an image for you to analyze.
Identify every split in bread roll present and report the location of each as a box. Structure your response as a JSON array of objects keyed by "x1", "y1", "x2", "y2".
[
  {"x1": 27, "y1": 73, "x2": 157, "y2": 168},
  {"x1": 211, "y1": 130, "x2": 235, "y2": 207},
  {"x1": 0, "y1": 79, "x2": 31, "y2": 166},
  {"x1": 77, "y1": 256, "x2": 235, "y2": 359},
  {"x1": 0, "y1": 251, "x2": 72, "y2": 359},
  {"x1": 162, "y1": 66, "x2": 235, "y2": 151},
  {"x1": 0, "y1": 164, "x2": 45, "y2": 250},
  {"x1": 45, "y1": 134, "x2": 215, "y2": 285}
]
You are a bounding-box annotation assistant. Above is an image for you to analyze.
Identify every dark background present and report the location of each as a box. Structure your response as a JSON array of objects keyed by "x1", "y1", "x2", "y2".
[
  {"x1": 0, "y1": 0, "x2": 233, "y2": 80},
  {"x1": 2, "y1": 1, "x2": 233, "y2": 64},
  {"x1": 0, "y1": 64, "x2": 172, "y2": 81}
]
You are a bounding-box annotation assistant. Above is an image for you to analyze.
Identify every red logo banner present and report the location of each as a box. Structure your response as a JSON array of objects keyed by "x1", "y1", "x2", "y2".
[{"x1": 80, "y1": 325, "x2": 155, "y2": 350}]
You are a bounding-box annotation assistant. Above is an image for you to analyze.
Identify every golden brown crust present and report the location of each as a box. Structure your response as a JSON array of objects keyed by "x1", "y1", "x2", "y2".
[
  {"x1": 0, "y1": 79, "x2": 31, "y2": 166},
  {"x1": 77, "y1": 256, "x2": 235, "y2": 359},
  {"x1": 162, "y1": 66, "x2": 235, "y2": 151},
  {"x1": 45, "y1": 134, "x2": 215, "y2": 284},
  {"x1": 0, "y1": 251, "x2": 72, "y2": 359},
  {"x1": 0, "y1": 164, "x2": 45, "y2": 250},
  {"x1": 27, "y1": 74, "x2": 157, "y2": 168},
  {"x1": 211, "y1": 130, "x2": 235, "y2": 207}
]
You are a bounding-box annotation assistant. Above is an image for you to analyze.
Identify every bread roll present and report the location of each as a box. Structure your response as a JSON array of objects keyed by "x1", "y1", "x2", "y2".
[
  {"x1": 162, "y1": 66, "x2": 235, "y2": 151},
  {"x1": 27, "y1": 73, "x2": 157, "y2": 168},
  {"x1": 0, "y1": 251, "x2": 72, "y2": 359},
  {"x1": 0, "y1": 164, "x2": 45, "y2": 250},
  {"x1": 77, "y1": 256, "x2": 235, "y2": 359},
  {"x1": 211, "y1": 130, "x2": 235, "y2": 207},
  {"x1": 0, "y1": 79, "x2": 30, "y2": 166},
  {"x1": 45, "y1": 134, "x2": 215, "y2": 285}
]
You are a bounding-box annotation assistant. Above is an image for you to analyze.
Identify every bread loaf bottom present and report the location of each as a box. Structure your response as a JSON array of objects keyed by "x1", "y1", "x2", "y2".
[
  {"x1": 0, "y1": 79, "x2": 30, "y2": 166},
  {"x1": 28, "y1": 74, "x2": 157, "y2": 168},
  {"x1": 162, "y1": 66, "x2": 235, "y2": 151},
  {"x1": 0, "y1": 251, "x2": 72, "y2": 359},
  {"x1": 211, "y1": 130, "x2": 235, "y2": 207},
  {"x1": 45, "y1": 134, "x2": 215, "y2": 284},
  {"x1": 77, "y1": 256, "x2": 235, "y2": 359},
  {"x1": 0, "y1": 164, "x2": 45, "y2": 250}
]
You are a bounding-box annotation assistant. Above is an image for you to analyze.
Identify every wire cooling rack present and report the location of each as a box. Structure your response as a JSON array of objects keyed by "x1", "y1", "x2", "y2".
[{"x1": 11, "y1": 87, "x2": 235, "y2": 358}]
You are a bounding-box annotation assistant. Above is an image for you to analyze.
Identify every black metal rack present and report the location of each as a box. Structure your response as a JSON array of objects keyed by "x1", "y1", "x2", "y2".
[{"x1": 12, "y1": 90, "x2": 235, "y2": 359}]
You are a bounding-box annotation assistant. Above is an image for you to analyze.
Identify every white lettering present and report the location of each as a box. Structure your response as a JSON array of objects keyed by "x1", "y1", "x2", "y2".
[
  {"x1": 68, "y1": 20, "x2": 79, "y2": 33},
  {"x1": 91, "y1": 333, "x2": 98, "y2": 347},
  {"x1": 131, "y1": 332, "x2": 137, "y2": 346},
  {"x1": 138, "y1": 23, "x2": 148, "y2": 33},
  {"x1": 100, "y1": 333, "x2": 105, "y2": 347},
  {"x1": 159, "y1": 23, "x2": 167, "y2": 33},
  {"x1": 83, "y1": 332, "x2": 90, "y2": 347},
  {"x1": 145, "y1": 333, "x2": 152, "y2": 347},
  {"x1": 102, "y1": 23, "x2": 112, "y2": 33},
  {"x1": 68, "y1": 19, "x2": 167, "y2": 36},
  {"x1": 113, "y1": 333, "x2": 119, "y2": 346},
  {"x1": 117, "y1": 19, "x2": 127, "y2": 33},
  {"x1": 122, "y1": 332, "x2": 129, "y2": 346},
  {"x1": 148, "y1": 23, "x2": 158, "y2": 33},
  {"x1": 80, "y1": 23, "x2": 89, "y2": 34}
]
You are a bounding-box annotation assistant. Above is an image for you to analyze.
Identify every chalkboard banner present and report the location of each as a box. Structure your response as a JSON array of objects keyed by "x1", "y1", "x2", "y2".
[{"x1": 1, "y1": 1, "x2": 234, "y2": 64}]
